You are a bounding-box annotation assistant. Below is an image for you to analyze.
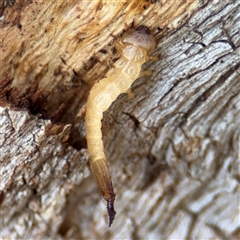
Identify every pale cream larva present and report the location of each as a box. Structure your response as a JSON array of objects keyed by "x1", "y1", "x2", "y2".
[{"x1": 85, "y1": 25, "x2": 156, "y2": 227}]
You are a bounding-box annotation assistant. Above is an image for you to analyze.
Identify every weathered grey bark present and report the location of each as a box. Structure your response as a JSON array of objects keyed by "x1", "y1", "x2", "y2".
[{"x1": 0, "y1": 0, "x2": 239, "y2": 239}]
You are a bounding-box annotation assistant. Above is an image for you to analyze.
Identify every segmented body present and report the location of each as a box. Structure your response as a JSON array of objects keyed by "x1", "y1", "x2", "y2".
[{"x1": 85, "y1": 26, "x2": 156, "y2": 227}]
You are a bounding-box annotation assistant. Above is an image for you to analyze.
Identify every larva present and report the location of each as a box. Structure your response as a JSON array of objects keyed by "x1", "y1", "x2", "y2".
[{"x1": 85, "y1": 25, "x2": 156, "y2": 227}]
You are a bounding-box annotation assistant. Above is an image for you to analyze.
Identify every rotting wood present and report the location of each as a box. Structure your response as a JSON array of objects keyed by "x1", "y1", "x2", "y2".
[{"x1": 0, "y1": 0, "x2": 239, "y2": 239}]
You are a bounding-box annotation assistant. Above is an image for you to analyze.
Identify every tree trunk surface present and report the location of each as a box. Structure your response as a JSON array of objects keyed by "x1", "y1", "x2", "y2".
[{"x1": 0, "y1": 0, "x2": 239, "y2": 239}]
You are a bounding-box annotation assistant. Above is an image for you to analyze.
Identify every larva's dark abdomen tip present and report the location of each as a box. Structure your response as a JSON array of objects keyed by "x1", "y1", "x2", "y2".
[{"x1": 107, "y1": 199, "x2": 116, "y2": 228}]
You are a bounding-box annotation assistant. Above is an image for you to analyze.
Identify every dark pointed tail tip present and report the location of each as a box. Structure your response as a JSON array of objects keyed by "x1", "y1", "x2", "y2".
[{"x1": 107, "y1": 198, "x2": 116, "y2": 228}]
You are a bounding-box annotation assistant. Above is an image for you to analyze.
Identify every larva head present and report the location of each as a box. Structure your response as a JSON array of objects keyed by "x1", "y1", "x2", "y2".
[{"x1": 122, "y1": 25, "x2": 156, "y2": 53}]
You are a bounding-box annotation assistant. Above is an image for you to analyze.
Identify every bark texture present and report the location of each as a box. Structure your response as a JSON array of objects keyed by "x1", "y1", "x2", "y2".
[{"x1": 0, "y1": 0, "x2": 239, "y2": 239}]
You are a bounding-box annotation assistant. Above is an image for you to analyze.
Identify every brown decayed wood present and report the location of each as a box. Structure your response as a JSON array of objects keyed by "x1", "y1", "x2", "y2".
[{"x1": 0, "y1": 0, "x2": 239, "y2": 239}]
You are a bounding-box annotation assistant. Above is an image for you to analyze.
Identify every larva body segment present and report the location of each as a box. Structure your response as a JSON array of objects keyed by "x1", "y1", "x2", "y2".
[{"x1": 85, "y1": 26, "x2": 156, "y2": 227}]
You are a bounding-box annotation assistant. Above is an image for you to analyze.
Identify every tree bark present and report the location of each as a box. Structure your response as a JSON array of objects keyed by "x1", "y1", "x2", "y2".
[{"x1": 0, "y1": 0, "x2": 239, "y2": 239}]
